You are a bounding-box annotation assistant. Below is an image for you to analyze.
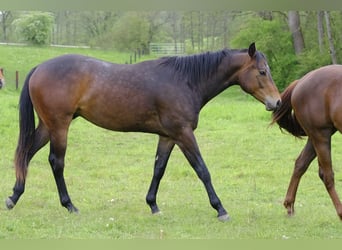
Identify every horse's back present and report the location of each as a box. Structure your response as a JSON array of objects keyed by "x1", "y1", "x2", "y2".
[
  {"x1": 29, "y1": 54, "x2": 155, "y2": 128},
  {"x1": 292, "y1": 65, "x2": 342, "y2": 129}
]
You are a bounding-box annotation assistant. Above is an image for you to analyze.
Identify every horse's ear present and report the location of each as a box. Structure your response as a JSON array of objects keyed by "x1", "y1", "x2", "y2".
[{"x1": 248, "y1": 42, "x2": 256, "y2": 58}]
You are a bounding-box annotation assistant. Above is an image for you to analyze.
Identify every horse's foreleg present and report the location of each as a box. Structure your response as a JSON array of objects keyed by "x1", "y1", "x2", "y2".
[
  {"x1": 284, "y1": 139, "x2": 316, "y2": 216},
  {"x1": 312, "y1": 133, "x2": 342, "y2": 220},
  {"x1": 49, "y1": 129, "x2": 78, "y2": 213},
  {"x1": 175, "y1": 127, "x2": 228, "y2": 221},
  {"x1": 146, "y1": 136, "x2": 175, "y2": 214},
  {"x1": 6, "y1": 122, "x2": 50, "y2": 209}
]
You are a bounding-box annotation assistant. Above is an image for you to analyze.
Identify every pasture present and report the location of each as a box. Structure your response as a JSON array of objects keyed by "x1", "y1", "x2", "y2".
[{"x1": 0, "y1": 45, "x2": 342, "y2": 239}]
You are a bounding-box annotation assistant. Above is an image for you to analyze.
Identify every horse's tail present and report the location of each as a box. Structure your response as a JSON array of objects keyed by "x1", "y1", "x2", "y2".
[
  {"x1": 14, "y1": 66, "x2": 38, "y2": 183},
  {"x1": 271, "y1": 80, "x2": 306, "y2": 138}
]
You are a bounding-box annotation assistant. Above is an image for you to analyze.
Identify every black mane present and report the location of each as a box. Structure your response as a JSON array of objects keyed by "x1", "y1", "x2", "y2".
[{"x1": 160, "y1": 49, "x2": 239, "y2": 84}]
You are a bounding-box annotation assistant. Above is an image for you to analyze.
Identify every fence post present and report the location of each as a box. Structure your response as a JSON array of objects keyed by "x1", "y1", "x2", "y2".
[{"x1": 16, "y1": 71, "x2": 19, "y2": 90}]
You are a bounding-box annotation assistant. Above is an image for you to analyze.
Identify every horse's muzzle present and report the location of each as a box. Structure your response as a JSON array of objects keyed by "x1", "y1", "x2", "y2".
[{"x1": 265, "y1": 98, "x2": 281, "y2": 111}]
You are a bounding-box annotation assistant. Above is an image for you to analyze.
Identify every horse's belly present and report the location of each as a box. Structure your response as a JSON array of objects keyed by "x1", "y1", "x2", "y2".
[{"x1": 80, "y1": 106, "x2": 164, "y2": 134}]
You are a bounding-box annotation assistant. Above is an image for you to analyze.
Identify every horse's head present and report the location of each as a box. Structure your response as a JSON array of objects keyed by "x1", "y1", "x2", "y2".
[
  {"x1": 0, "y1": 68, "x2": 5, "y2": 89},
  {"x1": 237, "y1": 43, "x2": 281, "y2": 111}
]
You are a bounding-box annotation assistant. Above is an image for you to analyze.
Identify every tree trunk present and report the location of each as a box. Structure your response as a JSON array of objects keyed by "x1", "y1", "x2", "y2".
[
  {"x1": 189, "y1": 12, "x2": 195, "y2": 50},
  {"x1": 287, "y1": 11, "x2": 305, "y2": 55},
  {"x1": 317, "y1": 11, "x2": 324, "y2": 53},
  {"x1": 0, "y1": 11, "x2": 12, "y2": 42},
  {"x1": 324, "y1": 11, "x2": 337, "y2": 64},
  {"x1": 222, "y1": 11, "x2": 229, "y2": 48}
]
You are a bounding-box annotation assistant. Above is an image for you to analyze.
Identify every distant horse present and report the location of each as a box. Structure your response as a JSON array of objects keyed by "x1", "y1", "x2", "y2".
[
  {"x1": 272, "y1": 64, "x2": 342, "y2": 220},
  {"x1": 0, "y1": 68, "x2": 5, "y2": 89},
  {"x1": 6, "y1": 43, "x2": 281, "y2": 221}
]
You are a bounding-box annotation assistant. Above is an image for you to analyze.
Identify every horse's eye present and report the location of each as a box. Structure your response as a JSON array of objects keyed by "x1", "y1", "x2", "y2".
[{"x1": 259, "y1": 70, "x2": 266, "y2": 76}]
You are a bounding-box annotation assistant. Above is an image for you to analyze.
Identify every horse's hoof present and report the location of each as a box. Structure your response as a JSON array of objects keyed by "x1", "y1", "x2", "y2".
[
  {"x1": 286, "y1": 208, "x2": 295, "y2": 217},
  {"x1": 66, "y1": 203, "x2": 79, "y2": 214},
  {"x1": 150, "y1": 204, "x2": 160, "y2": 215},
  {"x1": 152, "y1": 210, "x2": 162, "y2": 216},
  {"x1": 218, "y1": 213, "x2": 230, "y2": 222},
  {"x1": 5, "y1": 197, "x2": 15, "y2": 210},
  {"x1": 69, "y1": 207, "x2": 79, "y2": 214}
]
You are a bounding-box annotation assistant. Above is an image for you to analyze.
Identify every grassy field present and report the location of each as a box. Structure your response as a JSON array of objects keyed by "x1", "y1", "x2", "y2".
[{"x1": 0, "y1": 45, "x2": 342, "y2": 239}]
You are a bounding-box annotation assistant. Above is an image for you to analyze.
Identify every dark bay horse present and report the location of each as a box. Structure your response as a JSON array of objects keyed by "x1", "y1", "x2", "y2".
[
  {"x1": 0, "y1": 68, "x2": 4, "y2": 89},
  {"x1": 272, "y1": 64, "x2": 342, "y2": 220},
  {"x1": 6, "y1": 43, "x2": 281, "y2": 221}
]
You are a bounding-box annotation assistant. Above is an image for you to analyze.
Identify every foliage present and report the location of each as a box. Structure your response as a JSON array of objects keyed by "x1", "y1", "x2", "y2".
[
  {"x1": 0, "y1": 11, "x2": 14, "y2": 42},
  {"x1": 230, "y1": 16, "x2": 298, "y2": 90},
  {"x1": 295, "y1": 48, "x2": 331, "y2": 77},
  {"x1": 82, "y1": 11, "x2": 122, "y2": 49},
  {"x1": 13, "y1": 12, "x2": 54, "y2": 45},
  {"x1": 111, "y1": 12, "x2": 150, "y2": 52}
]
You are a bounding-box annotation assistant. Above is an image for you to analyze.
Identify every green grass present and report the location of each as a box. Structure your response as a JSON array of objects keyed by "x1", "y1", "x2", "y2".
[{"x1": 1, "y1": 45, "x2": 342, "y2": 239}]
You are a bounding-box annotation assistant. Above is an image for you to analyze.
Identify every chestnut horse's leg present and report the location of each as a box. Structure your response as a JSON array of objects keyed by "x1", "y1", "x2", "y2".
[
  {"x1": 48, "y1": 127, "x2": 78, "y2": 213},
  {"x1": 6, "y1": 122, "x2": 50, "y2": 209},
  {"x1": 284, "y1": 139, "x2": 316, "y2": 216},
  {"x1": 311, "y1": 131, "x2": 342, "y2": 220},
  {"x1": 174, "y1": 127, "x2": 228, "y2": 221},
  {"x1": 146, "y1": 136, "x2": 175, "y2": 214}
]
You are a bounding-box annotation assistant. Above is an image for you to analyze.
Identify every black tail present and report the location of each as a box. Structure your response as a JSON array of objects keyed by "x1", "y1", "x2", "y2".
[
  {"x1": 14, "y1": 66, "x2": 38, "y2": 183},
  {"x1": 271, "y1": 80, "x2": 306, "y2": 138}
]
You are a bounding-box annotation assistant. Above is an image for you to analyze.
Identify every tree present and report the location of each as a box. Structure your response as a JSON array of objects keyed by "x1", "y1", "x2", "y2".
[
  {"x1": 168, "y1": 11, "x2": 182, "y2": 51},
  {"x1": 324, "y1": 11, "x2": 337, "y2": 64},
  {"x1": 144, "y1": 11, "x2": 169, "y2": 46},
  {"x1": 111, "y1": 12, "x2": 149, "y2": 51},
  {"x1": 317, "y1": 11, "x2": 325, "y2": 53},
  {"x1": 13, "y1": 12, "x2": 54, "y2": 45},
  {"x1": 80, "y1": 11, "x2": 121, "y2": 48},
  {"x1": 287, "y1": 11, "x2": 305, "y2": 55},
  {"x1": 0, "y1": 11, "x2": 12, "y2": 42}
]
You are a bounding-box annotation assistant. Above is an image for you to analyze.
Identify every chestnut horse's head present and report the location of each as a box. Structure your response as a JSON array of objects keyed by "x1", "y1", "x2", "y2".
[
  {"x1": 0, "y1": 68, "x2": 5, "y2": 89},
  {"x1": 238, "y1": 43, "x2": 281, "y2": 111}
]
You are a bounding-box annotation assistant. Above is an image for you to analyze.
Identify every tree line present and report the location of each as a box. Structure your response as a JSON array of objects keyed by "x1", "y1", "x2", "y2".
[{"x1": 1, "y1": 10, "x2": 342, "y2": 89}]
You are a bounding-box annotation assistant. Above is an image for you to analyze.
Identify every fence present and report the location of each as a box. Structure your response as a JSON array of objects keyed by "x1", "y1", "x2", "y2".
[
  {"x1": 149, "y1": 43, "x2": 185, "y2": 56},
  {"x1": 0, "y1": 68, "x2": 20, "y2": 90},
  {"x1": 126, "y1": 48, "x2": 146, "y2": 64}
]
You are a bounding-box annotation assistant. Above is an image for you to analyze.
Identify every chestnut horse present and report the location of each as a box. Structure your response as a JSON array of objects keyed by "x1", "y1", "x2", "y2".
[
  {"x1": 272, "y1": 64, "x2": 342, "y2": 220},
  {"x1": 6, "y1": 43, "x2": 281, "y2": 221},
  {"x1": 0, "y1": 68, "x2": 4, "y2": 89}
]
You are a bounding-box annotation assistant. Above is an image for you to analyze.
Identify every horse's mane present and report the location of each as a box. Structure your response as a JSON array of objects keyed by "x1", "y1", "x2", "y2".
[{"x1": 159, "y1": 49, "x2": 243, "y2": 84}]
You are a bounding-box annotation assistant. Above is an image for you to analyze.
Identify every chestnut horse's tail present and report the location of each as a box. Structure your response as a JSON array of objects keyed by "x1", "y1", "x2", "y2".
[
  {"x1": 14, "y1": 66, "x2": 38, "y2": 183},
  {"x1": 271, "y1": 80, "x2": 306, "y2": 138}
]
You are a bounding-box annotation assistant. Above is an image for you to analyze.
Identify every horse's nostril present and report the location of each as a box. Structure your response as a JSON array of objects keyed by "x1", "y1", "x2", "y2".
[{"x1": 276, "y1": 100, "x2": 282, "y2": 108}]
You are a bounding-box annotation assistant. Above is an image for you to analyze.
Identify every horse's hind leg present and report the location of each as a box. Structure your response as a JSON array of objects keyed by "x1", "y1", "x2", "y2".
[
  {"x1": 311, "y1": 131, "x2": 342, "y2": 220},
  {"x1": 284, "y1": 139, "x2": 316, "y2": 216},
  {"x1": 6, "y1": 121, "x2": 50, "y2": 209},
  {"x1": 146, "y1": 136, "x2": 175, "y2": 214},
  {"x1": 49, "y1": 126, "x2": 78, "y2": 213}
]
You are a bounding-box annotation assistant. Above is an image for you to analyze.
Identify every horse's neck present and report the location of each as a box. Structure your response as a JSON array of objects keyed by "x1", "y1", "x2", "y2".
[{"x1": 198, "y1": 52, "x2": 249, "y2": 108}]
